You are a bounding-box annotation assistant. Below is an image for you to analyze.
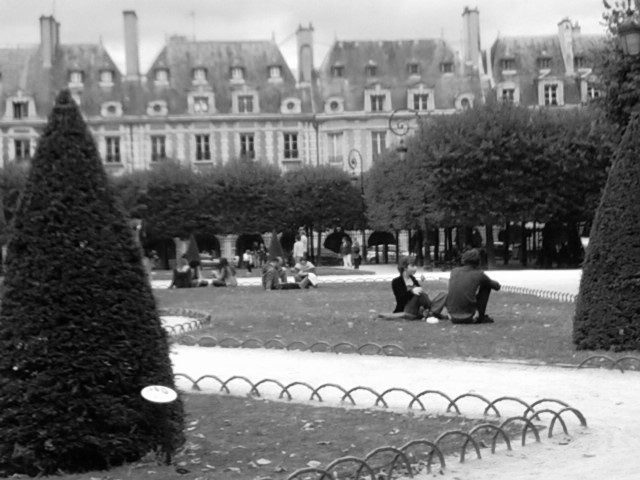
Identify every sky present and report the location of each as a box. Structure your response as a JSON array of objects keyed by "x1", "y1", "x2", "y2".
[{"x1": 0, "y1": 0, "x2": 608, "y2": 73}]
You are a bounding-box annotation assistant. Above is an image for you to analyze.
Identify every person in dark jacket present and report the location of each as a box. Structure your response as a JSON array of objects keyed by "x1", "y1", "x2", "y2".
[
  {"x1": 446, "y1": 248, "x2": 501, "y2": 324},
  {"x1": 378, "y1": 256, "x2": 447, "y2": 320}
]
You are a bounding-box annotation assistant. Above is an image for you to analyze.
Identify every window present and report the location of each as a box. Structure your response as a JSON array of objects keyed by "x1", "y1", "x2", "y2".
[
  {"x1": 574, "y1": 56, "x2": 586, "y2": 69},
  {"x1": 328, "y1": 133, "x2": 343, "y2": 164},
  {"x1": 413, "y1": 93, "x2": 429, "y2": 111},
  {"x1": 371, "y1": 131, "x2": 386, "y2": 161},
  {"x1": 69, "y1": 70, "x2": 84, "y2": 85},
  {"x1": 105, "y1": 137, "x2": 121, "y2": 163},
  {"x1": 331, "y1": 65, "x2": 344, "y2": 77},
  {"x1": 407, "y1": 63, "x2": 419, "y2": 75},
  {"x1": 195, "y1": 134, "x2": 211, "y2": 161},
  {"x1": 238, "y1": 95, "x2": 254, "y2": 113},
  {"x1": 240, "y1": 134, "x2": 255, "y2": 159},
  {"x1": 370, "y1": 94, "x2": 385, "y2": 112},
  {"x1": 14, "y1": 139, "x2": 30, "y2": 161},
  {"x1": 12, "y1": 101, "x2": 29, "y2": 119},
  {"x1": 537, "y1": 57, "x2": 551, "y2": 69},
  {"x1": 231, "y1": 66, "x2": 245, "y2": 81},
  {"x1": 99, "y1": 70, "x2": 114, "y2": 85},
  {"x1": 440, "y1": 62, "x2": 453, "y2": 73},
  {"x1": 193, "y1": 96, "x2": 210, "y2": 113},
  {"x1": 193, "y1": 67, "x2": 207, "y2": 83},
  {"x1": 501, "y1": 88, "x2": 515, "y2": 103},
  {"x1": 284, "y1": 133, "x2": 298, "y2": 159},
  {"x1": 151, "y1": 136, "x2": 166, "y2": 162},
  {"x1": 269, "y1": 65, "x2": 282, "y2": 79},
  {"x1": 154, "y1": 68, "x2": 169, "y2": 83},
  {"x1": 500, "y1": 58, "x2": 515, "y2": 70},
  {"x1": 544, "y1": 84, "x2": 558, "y2": 106},
  {"x1": 365, "y1": 64, "x2": 377, "y2": 76}
]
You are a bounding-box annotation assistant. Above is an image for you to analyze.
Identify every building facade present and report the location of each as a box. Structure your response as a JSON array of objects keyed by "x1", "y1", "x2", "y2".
[{"x1": 0, "y1": 9, "x2": 605, "y2": 176}]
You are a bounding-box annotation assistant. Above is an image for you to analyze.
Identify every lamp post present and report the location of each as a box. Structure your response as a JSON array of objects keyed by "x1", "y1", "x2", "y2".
[
  {"x1": 347, "y1": 148, "x2": 364, "y2": 194},
  {"x1": 388, "y1": 108, "x2": 420, "y2": 160},
  {"x1": 618, "y1": 0, "x2": 640, "y2": 55}
]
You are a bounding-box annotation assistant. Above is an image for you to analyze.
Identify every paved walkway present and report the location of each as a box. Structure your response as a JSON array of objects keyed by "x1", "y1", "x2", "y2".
[{"x1": 163, "y1": 267, "x2": 640, "y2": 479}]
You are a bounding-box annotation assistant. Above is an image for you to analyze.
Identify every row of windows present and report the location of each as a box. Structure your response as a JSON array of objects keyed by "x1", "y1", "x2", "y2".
[
  {"x1": 153, "y1": 65, "x2": 282, "y2": 84},
  {"x1": 327, "y1": 131, "x2": 387, "y2": 164},
  {"x1": 499, "y1": 56, "x2": 590, "y2": 71},
  {"x1": 329, "y1": 61, "x2": 454, "y2": 78},
  {"x1": 103, "y1": 132, "x2": 300, "y2": 164},
  {"x1": 499, "y1": 81, "x2": 601, "y2": 105}
]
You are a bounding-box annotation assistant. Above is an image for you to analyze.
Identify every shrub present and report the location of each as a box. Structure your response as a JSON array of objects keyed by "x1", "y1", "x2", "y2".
[{"x1": 0, "y1": 90, "x2": 185, "y2": 475}]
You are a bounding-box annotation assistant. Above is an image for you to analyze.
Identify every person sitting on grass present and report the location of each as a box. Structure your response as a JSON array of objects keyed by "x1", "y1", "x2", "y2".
[
  {"x1": 211, "y1": 257, "x2": 238, "y2": 287},
  {"x1": 292, "y1": 255, "x2": 318, "y2": 288},
  {"x1": 262, "y1": 257, "x2": 312, "y2": 290},
  {"x1": 446, "y1": 248, "x2": 501, "y2": 324},
  {"x1": 378, "y1": 255, "x2": 447, "y2": 320},
  {"x1": 169, "y1": 254, "x2": 207, "y2": 288}
]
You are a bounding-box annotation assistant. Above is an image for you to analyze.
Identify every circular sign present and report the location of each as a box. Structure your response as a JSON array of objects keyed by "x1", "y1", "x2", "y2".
[{"x1": 141, "y1": 385, "x2": 178, "y2": 404}]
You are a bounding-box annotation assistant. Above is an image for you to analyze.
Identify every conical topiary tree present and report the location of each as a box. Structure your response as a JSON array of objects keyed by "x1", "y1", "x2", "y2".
[
  {"x1": 573, "y1": 113, "x2": 640, "y2": 351},
  {"x1": 0, "y1": 90, "x2": 184, "y2": 476}
]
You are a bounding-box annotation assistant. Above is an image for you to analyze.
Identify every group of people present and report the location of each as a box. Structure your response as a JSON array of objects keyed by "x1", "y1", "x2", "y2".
[
  {"x1": 262, "y1": 255, "x2": 319, "y2": 290},
  {"x1": 168, "y1": 254, "x2": 238, "y2": 288},
  {"x1": 241, "y1": 243, "x2": 268, "y2": 273},
  {"x1": 340, "y1": 237, "x2": 362, "y2": 269},
  {"x1": 379, "y1": 248, "x2": 501, "y2": 325}
]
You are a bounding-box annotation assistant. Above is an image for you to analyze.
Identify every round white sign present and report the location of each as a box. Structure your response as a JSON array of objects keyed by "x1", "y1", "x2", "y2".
[{"x1": 141, "y1": 385, "x2": 178, "y2": 404}]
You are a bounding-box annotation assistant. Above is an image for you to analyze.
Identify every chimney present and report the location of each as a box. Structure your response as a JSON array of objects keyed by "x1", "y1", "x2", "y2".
[
  {"x1": 39, "y1": 15, "x2": 59, "y2": 68},
  {"x1": 123, "y1": 10, "x2": 140, "y2": 80},
  {"x1": 462, "y1": 7, "x2": 481, "y2": 73},
  {"x1": 558, "y1": 18, "x2": 575, "y2": 76},
  {"x1": 296, "y1": 23, "x2": 314, "y2": 84}
]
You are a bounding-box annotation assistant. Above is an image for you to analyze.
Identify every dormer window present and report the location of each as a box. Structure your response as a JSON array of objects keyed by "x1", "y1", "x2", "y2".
[
  {"x1": 407, "y1": 63, "x2": 420, "y2": 75},
  {"x1": 440, "y1": 62, "x2": 454, "y2": 73},
  {"x1": 238, "y1": 95, "x2": 254, "y2": 113},
  {"x1": 154, "y1": 68, "x2": 170, "y2": 84},
  {"x1": 12, "y1": 100, "x2": 29, "y2": 119},
  {"x1": 231, "y1": 66, "x2": 245, "y2": 81},
  {"x1": 101, "y1": 101, "x2": 123, "y2": 117},
  {"x1": 365, "y1": 63, "x2": 377, "y2": 76},
  {"x1": 331, "y1": 65, "x2": 344, "y2": 78},
  {"x1": 147, "y1": 100, "x2": 168, "y2": 116},
  {"x1": 193, "y1": 96, "x2": 210, "y2": 113},
  {"x1": 500, "y1": 58, "x2": 515, "y2": 71},
  {"x1": 232, "y1": 90, "x2": 259, "y2": 114},
  {"x1": 99, "y1": 69, "x2": 114, "y2": 86},
  {"x1": 281, "y1": 97, "x2": 302, "y2": 114},
  {"x1": 192, "y1": 67, "x2": 207, "y2": 83},
  {"x1": 537, "y1": 57, "x2": 551, "y2": 69},
  {"x1": 69, "y1": 70, "x2": 84, "y2": 86},
  {"x1": 574, "y1": 56, "x2": 586, "y2": 69},
  {"x1": 268, "y1": 65, "x2": 282, "y2": 79}
]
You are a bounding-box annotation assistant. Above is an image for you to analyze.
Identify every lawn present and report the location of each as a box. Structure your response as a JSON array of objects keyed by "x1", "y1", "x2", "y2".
[
  {"x1": 54, "y1": 394, "x2": 518, "y2": 480},
  {"x1": 155, "y1": 280, "x2": 589, "y2": 365}
]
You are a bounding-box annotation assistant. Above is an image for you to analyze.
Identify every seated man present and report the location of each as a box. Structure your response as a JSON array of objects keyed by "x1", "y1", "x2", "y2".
[
  {"x1": 262, "y1": 257, "x2": 302, "y2": 290},
  {"x1": 292, "y1": 255, "x2": 318, "y2": 288},
  {"x1": 446, "y1": 249, "x2": 501, "y2": 324},
  {"x1": 378, "y1": 256, "x2": 447, "y2": 320}
]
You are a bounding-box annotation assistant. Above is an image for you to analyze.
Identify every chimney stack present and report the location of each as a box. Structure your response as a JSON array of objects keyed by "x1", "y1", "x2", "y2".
[
  {"x1": 462, "y1": 7, "x2": 481, "y2": 73},
  {"x1": 123, "y1": 10, "x2": 140, "y2": 80},
  {"x1": 296, "y1": 23, "x2": 314, "y2": 84},
  {"x1": 40, "y1": 15, "x2": 59, "y2": 68},
  {"x1": 557, "y1": 18, "x2": 575, "y2": 76}
]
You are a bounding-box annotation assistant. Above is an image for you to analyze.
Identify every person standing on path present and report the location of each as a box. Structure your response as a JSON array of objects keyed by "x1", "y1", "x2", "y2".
[
  {"x1": 446, "y1": 248, "x2": 500, "y2": 324},
  {"x1": 340, "y1": 237, "x2": 352, "y2": 268}
]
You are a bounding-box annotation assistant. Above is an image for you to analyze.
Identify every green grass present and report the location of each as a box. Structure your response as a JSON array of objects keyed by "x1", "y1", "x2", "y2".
[
  {"x1": 156, "y1": 280, "x2": 589, "y2": 365},
  {"x1": 54, "y1": 394, "x2": 514, "y2": 480}
]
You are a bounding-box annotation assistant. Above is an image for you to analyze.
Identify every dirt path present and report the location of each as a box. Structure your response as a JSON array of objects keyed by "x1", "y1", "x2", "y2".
[{"x1": 171, "y1": 346, "x2": 639, "y2": 479}]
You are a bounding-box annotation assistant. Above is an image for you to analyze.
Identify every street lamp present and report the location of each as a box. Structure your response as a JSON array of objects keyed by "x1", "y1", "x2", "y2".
[
  {"x1": 347, "y1": 148, "x2": 364, "y2": 194},
  {"x1": 388, "y1": 108, "x2": 420, "y2": 160},
  {"x1": 618, "y1": 1, "x2": 640, "y2": 55}
]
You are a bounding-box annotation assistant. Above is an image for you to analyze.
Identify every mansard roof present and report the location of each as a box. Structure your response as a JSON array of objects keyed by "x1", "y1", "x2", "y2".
[
  {"x1": 317, "y1": 38, "x2": 479, "y2": 111},
  {"x1": 144, "y1": 37, "x2": 311, "y2": 114}
]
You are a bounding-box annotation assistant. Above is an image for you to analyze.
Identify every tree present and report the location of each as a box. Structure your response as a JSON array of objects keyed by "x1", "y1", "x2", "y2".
[
  {"x1": 573, "y1": 118, "x2": 640, "y2": 349},
  {"x1": 0, "y1": 90, "x2": 184, "y2": 476}
]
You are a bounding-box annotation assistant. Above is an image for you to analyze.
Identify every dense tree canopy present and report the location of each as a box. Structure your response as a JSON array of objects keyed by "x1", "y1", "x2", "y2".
[{"x1": 0, "y1": 90, "x2": 184, "y2": 475}]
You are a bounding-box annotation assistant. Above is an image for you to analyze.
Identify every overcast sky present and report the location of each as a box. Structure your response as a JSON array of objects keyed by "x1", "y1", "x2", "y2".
[{"x1": 0, "y1": 0, "x2": 608, "y2": 72}]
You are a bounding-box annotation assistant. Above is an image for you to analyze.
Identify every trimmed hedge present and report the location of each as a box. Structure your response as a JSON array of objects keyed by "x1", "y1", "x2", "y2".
[
  {"x1": 573, "y1": 113, "x2": 640, "y2": 351},
  {"x1": 0, "y1": 90, "x2": 185, "y2": 475}
]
